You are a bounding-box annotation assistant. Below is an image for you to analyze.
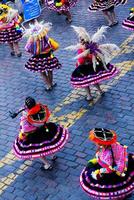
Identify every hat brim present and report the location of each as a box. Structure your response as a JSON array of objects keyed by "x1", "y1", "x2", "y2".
[{"x1": 89, "y1": 129, "x2": 117, "y2": 146}]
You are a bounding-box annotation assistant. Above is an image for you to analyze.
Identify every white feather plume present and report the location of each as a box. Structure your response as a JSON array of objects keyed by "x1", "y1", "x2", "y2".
[
  {"x1": 23, "y1": 20, "x2": 52, "y2": 37},
  {"x1": 91, "y1": 26, "x2": 108, "y2": 43},
  {"x1": 96, "y1": 52, "x2": 108, "y2": 70},
  {"x1": 71, "y1": 25, "x2": 91, "y2": 42},
  {"x1": 99, "y1": 43, "x2": 120, "y2": 63},
  {"x1": 6, "y1": 8, "x2": 18, "y2": 23}
]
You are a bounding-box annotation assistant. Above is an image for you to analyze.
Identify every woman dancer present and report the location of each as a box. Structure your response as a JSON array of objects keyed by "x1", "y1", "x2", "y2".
[
  {"x1": 122, "y1": 7, "x2": 134, "y2": 31},
  {"x1": 24, "y1": 20, "x2": 61, "y2": 91},
  {"x1": 10, "y1": 97, "x2": 69, "y2": 170},
  {"x1": 45, "y1": 0, "x2": 78, "y2": 23},
  {"x1": 88, "y1": 0, "x2": 127, "y2": 27},
  {"x1": 65, "y1": 26, "x2": 119, "y2": 101},
  {"x1": 80, "y1": 128, "x2": 134, "y2": 199},
  {"x1": 0, "y1": 3, "x2": 22, "y2": 56}
]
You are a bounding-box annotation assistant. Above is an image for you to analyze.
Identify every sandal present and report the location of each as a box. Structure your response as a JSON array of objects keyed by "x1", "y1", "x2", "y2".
[
  {"x1": 66, "y1": 17, "x2": 72, "y2": 24},
  {"x1": 45, "y1": 87, "x2": 52, "y2": 92},
  {"x1": 40, "y1": 164, "x2": 53, "y2": 171},
  {"x1": 85, "y1": 96, "x2": 94, "y2": 101}
]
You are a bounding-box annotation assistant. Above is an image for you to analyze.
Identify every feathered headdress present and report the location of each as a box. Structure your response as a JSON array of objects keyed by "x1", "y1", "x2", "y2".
[
  {"x1": 0, "y1": 4, "x2": 18, "y2": 22},
  {"x1": 24, "y1": 20, "x2": 52, "y2": 55},
  {"x1": 65, "y1": 25, "x2": 119, "y2": 71},
  {"x1": 23, "y1": 20, "x2": 52, "y2": 38}
]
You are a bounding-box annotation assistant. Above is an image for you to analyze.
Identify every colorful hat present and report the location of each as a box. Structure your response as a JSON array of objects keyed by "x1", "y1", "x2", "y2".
[
  {"x1": 130, "y1": 8, "x2": 134, "y2": 13},
  {"x1": 89, "y1": 128, "x2": 117, "y2": 146},
  {"x1": 24, "y1": 20, "x2": 52, "y2": 39},
  {"x1": 27, "y1": 103, "x2": 50, "y2": 126},
  {"x1": 24, "y1": 20, "x2": 52, "y2": 55},
  {"x1": 0, "y1": 4, "x2": 9, "y2": 20}
]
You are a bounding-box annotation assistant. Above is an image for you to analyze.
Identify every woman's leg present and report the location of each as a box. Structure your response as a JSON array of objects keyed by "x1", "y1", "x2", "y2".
[
  {"x1": 40, "y1": 157, "x2": 52, "y2": 170},
  {"x1": 85, "y1": 86, "x2": 93, "y2": 101},
  {"x1": 95, "y1": 83, "x2": 104, "y2": 95},
  {"x1": 40, "y1": 71, "x2": 52, "y2": 90},
  {"x1": 48, "y1": 71, "x2": 53, "y2": 86},
  {"x1": 111, "y1": 9, "x2": 118, "y2": 24},
  {"x1": 62, "y1": 10, "x2": 72, "y2": 23},
  {"x1": 102, "y1": 10, "x2": 112, "y2": 26},
  {"x1": 8, "y1": 43, "x2": 15, "y2": 55},
  {"x1": 51, "y1": 154, "x2": 57, "y2": 161},
  {"x1": 47, "y1": 71, "x2": 57, "y2": 87},
  {"x1": 13, "y1": 42, "x2": 22, "y2": 57}
]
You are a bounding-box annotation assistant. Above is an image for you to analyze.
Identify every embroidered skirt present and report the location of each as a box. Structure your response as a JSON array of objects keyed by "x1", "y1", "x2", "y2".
[
  {"x1": 80, "y1": 154, "x2": 134, "y2": 200},
  {"x1": 25, "y1": 52, "x2": 62, "y2": 72},
  {"x1": 71, "y1": 61, "x2": 119, "y2": 88},
  {"x1": 122, "y1": 15, "x2": 134, "y2": 31},
  {"x1": 45, "y1": 0, "x2": 78, "y2": 12},
  {"x1": 88, "y1": 0, "x2": 127, "y2": 12},
  {"x1": 0, "y1": 27, "x2": 22, "y2": 43},
  {"x1": 13, "y1": 122, "x2": 69, "y2": 159}
]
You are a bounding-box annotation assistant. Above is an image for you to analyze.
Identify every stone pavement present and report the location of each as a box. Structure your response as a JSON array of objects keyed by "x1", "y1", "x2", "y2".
[{"x1": 0, "y1": 0, "x2": 134, "y2": 200}]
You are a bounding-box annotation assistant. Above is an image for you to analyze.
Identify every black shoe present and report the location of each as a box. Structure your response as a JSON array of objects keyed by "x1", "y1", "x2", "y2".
[
  {"x1": 100, "y1": 91, "x2": 105, "y2": 96},
  {"x1": 109, "y1": 21, "x2": 119, "y2": 27},
  {"x1": 112, "y1": 21, "x2": 119, "y2": 26},
  {"x1": 52, "y1": 83, "x2": 57, "y2": 88},
  {"x1": 17, "y1": 52, "x2": 22, "y2": 57},
  {"x1": 11, "y1": 51, "x2": 15, "y2": 56},
  {"x1": 66, "y1": 17, "x2": 72, "y2": 23}
]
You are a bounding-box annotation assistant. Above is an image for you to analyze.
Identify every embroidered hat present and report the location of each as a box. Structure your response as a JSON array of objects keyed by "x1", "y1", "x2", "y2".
[
  {"x1": 89, "y1": 128, "x2": 117, "y2": 146},
  {"x1": 27, "y1": 103, "x2": 50, "y2": 126}
]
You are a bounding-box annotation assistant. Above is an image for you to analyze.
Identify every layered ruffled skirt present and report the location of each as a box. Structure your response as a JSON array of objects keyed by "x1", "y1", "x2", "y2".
[
  {"x1": 80, "y1": 154, "x2": 134, "y2": 200},
  {"x1": 45, "y1": 0, "x2": 78, "y2": 12},
  {"x1": 122, "y1": 16, "x2": 134, "y2": 31},
  {"x1": 71, "y1": 62, "x2": 118, "y2": 88},
  {"x1": 88, "y1": 0, "x2": 127, "y2": 12},
  {"x1": 0, "y1": 28, "x2": 22, "y2": 43},
  {"x1": 13, "y1": 122, "x2": 69, "y2": 159},
  {"x1": 25, "y1": 52, "x2": 62, "y2": 72}
]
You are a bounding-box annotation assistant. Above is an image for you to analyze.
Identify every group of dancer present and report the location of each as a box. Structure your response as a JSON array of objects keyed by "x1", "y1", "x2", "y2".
[{"x1": 0, "y1": 0, "x2": 134, "y2": 199}]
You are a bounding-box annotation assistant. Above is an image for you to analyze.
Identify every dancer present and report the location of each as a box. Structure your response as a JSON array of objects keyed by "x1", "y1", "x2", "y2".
[
  {"x1": 88, "y1": 0, "x2": 127, "y2": 27},
  {"x1": 0, "y1": 4, "x2": 22, "y2": 56},
  {"x1": 65, "y1": 26, "x2": 119, "y2": 101},
  {"x1": 10, "y1": 97, "x2": 69, "y2": 170},
  {"x1": 122, "y1": 8, "x2": 134, "y2": 31},
  {"x1": 80, "y1": 128, "x2": 134, "y2": 199},
  {"x1": 24, "y1": 20, "x2": 61, "y2": 91},
  {"x1": 44, "y1": 0, "x2": 78, "y2": 23}
]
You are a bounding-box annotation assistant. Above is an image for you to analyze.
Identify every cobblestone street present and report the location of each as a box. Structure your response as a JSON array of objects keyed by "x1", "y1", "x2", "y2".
[{"x1": 0, "y1": 0, "x2": 134, "y2": 199}]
